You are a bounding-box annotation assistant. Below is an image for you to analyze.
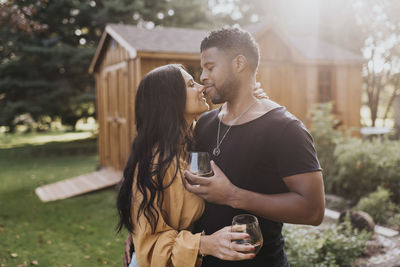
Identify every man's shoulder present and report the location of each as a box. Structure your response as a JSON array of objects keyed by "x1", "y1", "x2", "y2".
[
  {"x1": 260, "y1": 106, "x2": 301, "y2": 128},
  {"x1": 196, "y1": 108, "x2": 219, "y2": 128}
]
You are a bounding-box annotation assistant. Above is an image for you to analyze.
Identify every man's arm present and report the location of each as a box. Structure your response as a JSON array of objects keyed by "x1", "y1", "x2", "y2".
[
  {"x1": 184, "y1": 161, "x2": 325, "y2": 226},
  {"x1": 230, "y1": 171, "x2": 325, "y2": 225}
]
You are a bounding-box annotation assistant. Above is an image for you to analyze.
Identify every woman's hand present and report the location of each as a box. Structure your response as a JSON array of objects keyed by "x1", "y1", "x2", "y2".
[
  {"x1": 123, "y1": 234, "x2": 133, "y2": 267},
  {"x1": 199, "y1": 226, "x2": 255, "y2": 261},
  {"x1": 253, "y1": 82, "x2": 268, "y2": 99}
]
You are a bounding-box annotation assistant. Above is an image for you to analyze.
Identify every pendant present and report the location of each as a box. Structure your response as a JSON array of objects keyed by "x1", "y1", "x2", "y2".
[{"x1": 213, "y1": 147, "x2": 221, "y2": 156}]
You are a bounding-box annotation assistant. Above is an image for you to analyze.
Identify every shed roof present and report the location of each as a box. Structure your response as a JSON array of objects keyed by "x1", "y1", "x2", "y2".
[
  {"x1": 108, "y1": 23, "x2": 208, "y2": 54},
  {"x1": 89, "y1": 22, "x2": 364, "y2": 73},
  {"x1": 284, "y1": 35, "x2": 364, "y2": 62}
]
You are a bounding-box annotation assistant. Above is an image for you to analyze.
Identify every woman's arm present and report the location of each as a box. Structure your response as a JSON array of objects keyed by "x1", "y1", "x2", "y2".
[{"x1": 132, "y1": 161, "x2": 203, "y2": 267}]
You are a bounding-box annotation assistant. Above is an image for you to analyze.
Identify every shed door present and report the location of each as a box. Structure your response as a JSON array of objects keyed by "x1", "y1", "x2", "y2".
[{"x1": 103, "y1": 62, "x2": 130, "y2": 170}]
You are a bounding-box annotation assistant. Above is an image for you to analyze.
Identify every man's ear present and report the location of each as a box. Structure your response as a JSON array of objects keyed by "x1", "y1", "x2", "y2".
[{"x1": 232, "y1": 55, "x2": 248, "y2": 73}]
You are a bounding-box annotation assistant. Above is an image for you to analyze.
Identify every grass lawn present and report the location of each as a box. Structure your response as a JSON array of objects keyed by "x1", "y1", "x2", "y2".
[{"x1": 0, "y1": 133, "x2": 127, "y2": 266}]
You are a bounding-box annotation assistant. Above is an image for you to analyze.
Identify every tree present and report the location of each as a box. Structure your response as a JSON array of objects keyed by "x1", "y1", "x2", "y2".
[
  {"x1": 0, "y1": 0, "x2": 98, "y2": 131},
  {"x1": 0, "y1": 0, "x2": 49, "y2": 34},
  {"x1": 210, "y1": 0, "x2": 364, "y2": 52},
  {"x1": 0, "y1": 0, "x2": 213, "y2": 132},
  {"x1": 353, "y1": 0, "x2": 400, "y2": 126}
]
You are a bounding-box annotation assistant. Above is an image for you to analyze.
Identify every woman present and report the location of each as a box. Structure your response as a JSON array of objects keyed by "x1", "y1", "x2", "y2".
[{"x1": 116, "y1": 64, "x2": 259, "y2": 267}]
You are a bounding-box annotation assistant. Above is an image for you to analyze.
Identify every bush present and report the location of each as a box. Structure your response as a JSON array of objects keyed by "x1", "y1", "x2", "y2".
[
  {"x1": 309, "y1": 103, "x2": 343, "y2": 193},
  {"x1": 284, "y1": 220, "x2": 371, "y2": 267},
  {"x1": 333, "y1": 138, "x2": 400, "y2": 202},
  {"x1": 387, "y1": 213, "x2": 400, "y2": 230},
  {"x1": 355, "y1": 186, "x2": 396, "y2": 224},
  {"x1": 309, "y1": 103, "x2": 400, "y2": 204}
]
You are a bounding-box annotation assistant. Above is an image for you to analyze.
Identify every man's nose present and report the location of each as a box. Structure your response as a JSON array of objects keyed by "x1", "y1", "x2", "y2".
[{"x1": 200, "y1": 70, "x2": 207, "y2": 84}]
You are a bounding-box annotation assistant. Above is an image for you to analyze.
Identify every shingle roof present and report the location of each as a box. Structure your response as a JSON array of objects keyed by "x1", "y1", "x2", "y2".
[
  {"x1": 284, "y1": 35, "x2": 364, "y2": 61},
  {"x1": 107, "y1": 23, "x2": 208, "y2": 54}
]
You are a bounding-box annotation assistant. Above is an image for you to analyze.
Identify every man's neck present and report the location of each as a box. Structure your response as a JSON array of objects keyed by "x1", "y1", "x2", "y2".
[{"x1": 224, "y1": 93, "x2": 256, "y2": 119}]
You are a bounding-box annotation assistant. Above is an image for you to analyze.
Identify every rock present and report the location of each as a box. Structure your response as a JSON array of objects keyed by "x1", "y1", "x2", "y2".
[{"x1": 339, "y1": 210, "x2": 375, "y2": 232}]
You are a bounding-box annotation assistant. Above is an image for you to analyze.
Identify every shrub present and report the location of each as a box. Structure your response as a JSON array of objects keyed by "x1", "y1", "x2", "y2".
[
  {"x1": 309, "y1": 103, "x2": 343, "y2": 193},
  {"x1": 333, "y1": 138, "x2": 400, "y2": 202},
  {"x1": 283, "y1": 220, "x2": 371, "y2": 267},
  {"x1": 309, "y1": 103, "x2": 400, "y2": 203},
  {"x1": 387, "y1": 213, "x2": 400, "y2": 230},
  {"x1": 355, "y1": 186, "x2": 396, "y2": 224}
]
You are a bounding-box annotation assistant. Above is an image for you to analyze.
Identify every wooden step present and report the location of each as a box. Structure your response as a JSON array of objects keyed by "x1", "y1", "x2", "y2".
[{"x1": 35, "y1": 167, "x2": 122, "y2": 202}]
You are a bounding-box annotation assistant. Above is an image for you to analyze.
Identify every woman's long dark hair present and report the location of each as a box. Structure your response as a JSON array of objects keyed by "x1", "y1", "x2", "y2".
[{"x1": 116, "y1": 64, "x2": 190, "y2": 234}]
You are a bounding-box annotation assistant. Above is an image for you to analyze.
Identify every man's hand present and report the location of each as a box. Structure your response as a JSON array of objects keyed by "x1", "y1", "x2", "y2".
[
  {"x1": 200, "y1": 226, "x2": 255, "y2": 261},
  {"x1": 123, "y1": 234, "x2": 133, "y2": 267},
  {"x1": 184, "y1": 161, "x2": 237, "y2": 206}
]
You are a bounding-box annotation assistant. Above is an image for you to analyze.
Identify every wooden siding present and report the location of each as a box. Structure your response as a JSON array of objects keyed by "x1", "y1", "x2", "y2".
[
  {"x1": 335, "y1": 65, "x2": 362, "y2": 131},
  {"x1": 101, "y1": 38, "x2": 131, "y2": 67},
  {"x1": 257, "y1": 62, "x2": 310, "y2": 124},
  {"x1": 256, "y1": 30, "x2": 361, "y2": 129},
  {"x1": 258, "y1": 31, "x2": 293, "y2": 62},
  {"x1": 140, "y1": 57, "x2": 200, "y2": 80},
  {"x1": 257, "y1": 30, "x2": 312, "y2": 124},
  {"x1": 95, "y1": 39, "x2": 132, "y2": 169}
]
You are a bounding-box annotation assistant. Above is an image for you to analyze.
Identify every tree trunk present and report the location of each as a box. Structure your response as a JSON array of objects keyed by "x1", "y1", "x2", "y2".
[{"x1": 393, "y1": 94, "x2": 400, "y2": 138}]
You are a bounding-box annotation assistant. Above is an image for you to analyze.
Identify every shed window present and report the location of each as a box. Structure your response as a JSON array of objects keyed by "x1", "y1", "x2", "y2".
[
  {"x1": 111, "y1": 39, "x2": 117, "y2": 50},
  {"x1": 318, "y1": 68, "x2": 332, "y2": 102}
]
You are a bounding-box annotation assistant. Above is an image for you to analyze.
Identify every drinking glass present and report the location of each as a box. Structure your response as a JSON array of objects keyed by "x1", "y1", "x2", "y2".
[
  {"x1": 186, "y1": 151, "x2": 212, "y2": 177},
  {"x1": 231, "y1": 214, "x2": 264, "y2": 255}
]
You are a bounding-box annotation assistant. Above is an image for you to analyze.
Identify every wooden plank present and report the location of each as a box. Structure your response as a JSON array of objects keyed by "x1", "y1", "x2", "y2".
[
  {"x1": 95, "y1": 73, "x2": 105, "y2": 166},
  {"x1": 104, "y1": 72, "x2": 111, "y2": 166},
  {"x1": 335, "y1": 66, "x2": 347, "y2": 115},
  {"x1": 349, "y1": 66, "x2": 362, "y2": 131},
  {"x1": 103, "y1": 61, "x2": 128, "y2": 73},
  {"x1": 109, "y1": 71, "x2": 120, "y2": 169},
  {"x1": 127, "y1": 59, "x2": 136, "y2": 143},
  {"x1": 117, "y1": 68, "x2": 126, "y2": 169},
  {"x1": 35, "y1": 168, "x2": 122, "y2": 202},
  {"x1": 120, "y1": 67, "x2": 130, "y2": 169},
  {"x1": 138, "y1": 51, "x2": 200, "y2": 60}
]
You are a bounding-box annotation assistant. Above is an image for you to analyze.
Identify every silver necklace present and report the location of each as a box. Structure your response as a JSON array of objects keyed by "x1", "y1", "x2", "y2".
[{"x1": 213, "y1": 101, "x2": 257, "y2": 156}]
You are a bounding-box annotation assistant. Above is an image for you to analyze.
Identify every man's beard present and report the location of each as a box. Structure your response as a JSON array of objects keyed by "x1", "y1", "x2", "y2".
[{"x1": 211, "y1": 74, "x2": 240, "y2": 104}]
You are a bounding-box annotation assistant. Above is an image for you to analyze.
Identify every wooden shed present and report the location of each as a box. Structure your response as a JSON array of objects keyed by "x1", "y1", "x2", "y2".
[{"x1": 89, "y1": 23, "x2": 364, "y2": 171}]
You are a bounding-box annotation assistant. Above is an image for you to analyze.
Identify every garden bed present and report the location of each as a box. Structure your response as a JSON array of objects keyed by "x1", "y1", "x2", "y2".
[{"x1": 321, "y1": 205, "x2": 400, "y2": 267}]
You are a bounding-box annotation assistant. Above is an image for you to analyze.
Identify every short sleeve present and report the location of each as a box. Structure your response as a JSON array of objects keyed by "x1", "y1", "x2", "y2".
[{"x1": 276, "y1": 120, "x2": 322, "y2": 178}]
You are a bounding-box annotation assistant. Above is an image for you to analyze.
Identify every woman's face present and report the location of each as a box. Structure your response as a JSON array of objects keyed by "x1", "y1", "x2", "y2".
[{"x1": 180, "y1": 68, "x2": 209, "y2": 117}]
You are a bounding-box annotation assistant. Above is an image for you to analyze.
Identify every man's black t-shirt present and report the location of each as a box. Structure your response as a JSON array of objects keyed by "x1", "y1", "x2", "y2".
[{"x1": 193, "y1": 106, "x2": 321, "y2": 267}]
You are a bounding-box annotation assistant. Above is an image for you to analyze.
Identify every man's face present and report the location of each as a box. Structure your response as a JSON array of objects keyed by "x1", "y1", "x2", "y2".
[{"x1": 200, "y1": 47, "x2": 239, "y2": 104}]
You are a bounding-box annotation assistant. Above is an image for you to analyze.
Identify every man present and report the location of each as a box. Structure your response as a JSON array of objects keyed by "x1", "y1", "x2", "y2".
[{"x1": 183, "y1": 27, "x2": 325, "y2": 266}]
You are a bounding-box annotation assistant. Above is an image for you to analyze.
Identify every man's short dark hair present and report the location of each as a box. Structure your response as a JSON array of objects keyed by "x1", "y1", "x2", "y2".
[{"x1": 200, "y1": 27, "x2": 260, "y2": 72}]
